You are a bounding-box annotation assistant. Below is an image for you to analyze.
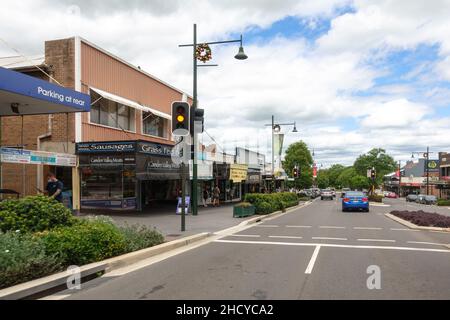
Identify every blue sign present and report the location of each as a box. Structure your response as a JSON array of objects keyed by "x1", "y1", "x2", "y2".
[
  {"x1": 176, "y1": 196, "x2": 190, "y2": 215},
  {"x1": 0, "y1": 67, "x2": 91, "y2": 114}
]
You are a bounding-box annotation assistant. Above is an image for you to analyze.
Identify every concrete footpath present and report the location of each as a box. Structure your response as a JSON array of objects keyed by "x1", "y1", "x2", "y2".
[{"x1": 79, "y1": 204, "x2": 246, "y2": 241}]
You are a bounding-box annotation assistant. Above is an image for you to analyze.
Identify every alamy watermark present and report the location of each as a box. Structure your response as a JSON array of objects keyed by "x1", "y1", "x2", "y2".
[
  {"x1": 366, "y1": 265, "x2": 381, "y2": 290},
  {"x1": 66, "y1": 265, "x2": 81, "y2": 290}
]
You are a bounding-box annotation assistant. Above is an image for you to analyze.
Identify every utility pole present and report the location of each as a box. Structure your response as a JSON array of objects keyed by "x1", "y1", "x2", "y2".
[
  {"x1": 181, "y1": 162, "x2": 186, "y2": 232},
  {"x1": 398, "y1": 160, "x2": 401, "y2": 197},
  {"x1": 272, "y1": 115, "x2": 275, "y2": 179},
  {"x1": 192, "y1": 24, "x2": 199, "y2": 216}
]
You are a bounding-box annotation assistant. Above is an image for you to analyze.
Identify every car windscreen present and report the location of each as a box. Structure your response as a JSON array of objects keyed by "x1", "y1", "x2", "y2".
[{"x1": 425, "y1": 196, "x2": 436, "y2": 200}]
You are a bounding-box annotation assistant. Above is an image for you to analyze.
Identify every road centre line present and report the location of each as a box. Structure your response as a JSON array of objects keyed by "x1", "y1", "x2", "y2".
[
  {"x1": 358, "y1": 239, "x2": 396, "y2": 243},
  {"x1": 319, "y1": 226, "x2": 346, "y2": 229},
  {"x1": 269, "y1": 236, "x2": 303, "y2": 240},
  {"x1": 214, "y1": 239, "x2": 450, "y2": 253},
  {"x1": 305, "y1": 245, "x2": 321, "y2": 274},
  {"x1": 286, "y1": 225, "x2": 312, "y2": 228},
  {"x1": 312, "y1": 237, "x2": 348, "y2": 241},
  {"x1": 229, "y1": 234, "x2": 261, "y2": 238},
  {"x1": 353, "y1": 227, "x2": 383, "y2": 230},
  {"x1": 255, "y1": 225, "x2": 279, "y2": 228}
]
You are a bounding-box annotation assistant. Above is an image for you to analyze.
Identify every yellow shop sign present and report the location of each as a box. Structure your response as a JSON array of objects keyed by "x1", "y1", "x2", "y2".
[{"x1": 230, "y1": 164, "x2": 248, "y2": 183}]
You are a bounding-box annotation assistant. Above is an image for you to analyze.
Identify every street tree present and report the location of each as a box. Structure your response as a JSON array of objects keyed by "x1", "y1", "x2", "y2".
[
  {"x1": 327, "y1": 164, "x2": 346, "y2": 187},
  {"x1": 350, "y1": 175, "x2": 371, "y2": 191},
  {"x1": 353, "y1": 148, "x2": 396, "y2": 187},
  {"x1": 283, "y1": 141, "x2": 313, "y2": 189},
  {"x1": 317, "y1": 170, "x2": 330, "y2": 189},
  {"x1": 336, "y1": 166, "x2": 357, "y2": 188}
]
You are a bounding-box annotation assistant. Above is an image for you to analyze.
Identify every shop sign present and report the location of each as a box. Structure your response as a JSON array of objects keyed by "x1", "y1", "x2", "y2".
[
  {"x1": 0, "y1": 148, "x2": 76, "y2": 167},
  {"x1": 176, "y1": 196, "x2": 190, "y2": 215},
  {"x1": 230, "y1": 164, "x2": 248, "y2": 183},
  {"x1": 90, "y1": 156, "x2": 124, "y2": 165},
  {"x1": 426, "y1": 160, "x2": 440, "y2": 173},
  {"x1": 76, "y1": 142, "x2": 136, "y2": 154},
  {"x1": 81, "y1": 198, "x2": 137, "y2": 210},
  {"x1": 138, "y1": 142, "x2": 173, "y2": 157}
]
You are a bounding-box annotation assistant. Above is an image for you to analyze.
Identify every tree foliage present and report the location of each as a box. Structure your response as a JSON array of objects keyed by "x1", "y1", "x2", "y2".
[
  {"x1": 353, "y1": 148, "x2": 397, "y2": 186},
  {"x1": 283, "y1": 141, "x2": 313, "y2": 189}
]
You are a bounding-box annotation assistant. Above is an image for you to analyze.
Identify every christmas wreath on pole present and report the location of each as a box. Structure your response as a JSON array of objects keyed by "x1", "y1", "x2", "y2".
[{"x1": 196, "y1": 43, "x2": 212, "y2": 63}]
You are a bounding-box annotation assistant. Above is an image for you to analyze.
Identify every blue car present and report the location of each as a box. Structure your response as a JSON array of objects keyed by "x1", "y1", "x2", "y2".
[{"x1": 342, "y1": 191, "x2": 369, "y2": 212}]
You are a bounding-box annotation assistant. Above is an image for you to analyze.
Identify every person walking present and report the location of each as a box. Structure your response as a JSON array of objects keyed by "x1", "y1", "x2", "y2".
[
  {"x1": 202, "y1": 188, "x2": 209, "y2": 208},
  {"x1": 45, "y1": 172, "x2": 64, "y2": 203},
  {"x1": 213, "y1": 185, "x2": 221, "y2": 207}
]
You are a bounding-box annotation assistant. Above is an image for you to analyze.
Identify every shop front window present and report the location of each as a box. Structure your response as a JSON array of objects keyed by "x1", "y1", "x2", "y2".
[
  {"x1": 142, "y1": 112, "x2": 168, "y2": 139},
  {"x1": 81, "y1": 166, "x2": 123, "y2": 201},
  {"x1": 123, "y1": 166, "x2": 137, "y2": 198}
]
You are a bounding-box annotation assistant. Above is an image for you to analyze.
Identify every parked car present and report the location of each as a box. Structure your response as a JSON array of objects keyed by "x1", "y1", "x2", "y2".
[
  {"x1": 330, "y1": 188, "x2": 336, "y2": 197},
  {"x1": 321, "y1": 189, "x2": 334, "y2": 200},
  {"x1": 406, "y1": 194, "x2": 418, "y2": 202},
  {"x1": 415, "y1": 194, "x2": 426, "y2": 204},
  {"x1": 421, "y1": 195, "x2": 437, "y2": 205},
  {"x1": 386, "y1": 192, "x2": 398, "y2": 199},
  {"x1": 342, "y1": 191, "x2": 369, "y2": 212}
]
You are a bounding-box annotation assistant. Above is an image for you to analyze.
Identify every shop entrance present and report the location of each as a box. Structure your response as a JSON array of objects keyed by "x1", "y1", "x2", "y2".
[{"x1": 140, "y1": 179, "x2": 180, "y2": 210}]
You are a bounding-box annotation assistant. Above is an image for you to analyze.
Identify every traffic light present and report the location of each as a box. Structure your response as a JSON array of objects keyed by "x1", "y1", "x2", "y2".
[
  {"x1": 172, "y1": 102, "x2": 190, "y2": 137},
  {"x1": 190, "y1": 106, "x2": 205, "y2": 135},
  {"x1": 371, "y1": 169, "x2": 376, "y2": 180},
  {"x1": 293, "y1": 166, "x2": 300, "y2": 178}
]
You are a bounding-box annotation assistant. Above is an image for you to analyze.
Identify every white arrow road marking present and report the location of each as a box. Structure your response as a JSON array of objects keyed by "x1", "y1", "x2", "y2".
[{"x1": 305, "y1": 245, "x2": 321, "y2": 274}]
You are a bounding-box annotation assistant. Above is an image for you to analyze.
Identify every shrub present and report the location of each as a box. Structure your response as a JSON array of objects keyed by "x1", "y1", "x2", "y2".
[
  {"x1": 38, "y1": 219, "x2": 127, "y2": 266},
  {"x1": 245, "y1": 193, "x2": 299, "y2": 215},
  {"x1": 437, "y1": 199, "x2": 450, "y2": 206},
  {"x1": 119, "y1": 224, "x2": 165, "y2": 253},
  {"x1": 0, "y1": 232, "x2": 63, "y2": 289},
  {"x1": 391, "y1": 210, "x2": 450, "y2": 228},
  {"x1": 298, "y1": 197, "x2": 311, "y2": 202},
  {"x1": 0, "y1": 196, "x2": 75, "y2": 233},
  {"x1": 368, "y1": 195, "x2": 383, "y2": 203},
  {"x1": 234, "y1": 202, "x2": 253, "y2": 208}
]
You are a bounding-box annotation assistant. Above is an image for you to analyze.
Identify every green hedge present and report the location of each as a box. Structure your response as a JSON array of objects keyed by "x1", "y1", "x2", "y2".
[
  {"x1": 119, "y1": 224, "x2": 165, "y2": 253},
  {"x1": 0, "y1": 196, "x2": 75, "y2": 233},
  {"x1": 437, "y1": 199, "x2": 450, "y2": 206},
  {"x1": 244, "y1": 193, "x2": 299, "y2": 215},
  {"x1": 0, "y1": 232, "x2": 63, "y2": 289}
]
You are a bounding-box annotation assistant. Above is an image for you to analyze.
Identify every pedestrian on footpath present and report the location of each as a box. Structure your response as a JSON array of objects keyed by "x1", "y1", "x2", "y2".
[
  {"x1": 202, "y1": 188, "x2": 209, "y2": 208},
  {"x1": 213, "y1": 185, "x2": 221, "y2": 207},
  {"x1": 45, "y1": 172, "x2": 64, "y2": 203}
]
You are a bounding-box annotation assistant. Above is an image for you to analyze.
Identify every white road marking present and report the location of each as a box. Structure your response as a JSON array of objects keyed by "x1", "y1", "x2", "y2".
[
  {"x1": 358, "y1": 238, "x2": 396, "y2": 243},
  {"x1": 390, "y1": 228, "x2": 420, "y2": 232},
  {"x1": 319, "y1": 226, "x2": 346, "y2": 229},
  {"x1": 305, "y1": 245, "x2": 321, "y2": 274},
  {"x1": 40, "y1": 294, "x2": 71, "y2": 301},
  {"x1": 255, "y1": 225, "x2": 279, "y2": 228},
  {"x1": 407, "y1": 241, "x2": 448, "y2": 247},
  {"x1": 312, "y1": 237, "x2": 348, "y2": 241},
  {"x1": 229, "y1": 234, "x2": 261, "y2": 238},
  {"x1": 269, "y1": 236, "x2": 303, "y2": 240},
  {"x1": 353, "y1": 227, "x2": 383, "y2": 230},
  {"x1": 286, "y1": 225, "x2": 312, "y2": 228},
  {"x1": 214, "y1": 239, "x2": 450, "y2": 253}
]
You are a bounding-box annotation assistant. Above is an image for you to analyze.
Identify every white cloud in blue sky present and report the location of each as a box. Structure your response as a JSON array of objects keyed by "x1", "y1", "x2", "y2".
[{"x1": 0, "y1": 0, "x2": 449, "y2": 166}]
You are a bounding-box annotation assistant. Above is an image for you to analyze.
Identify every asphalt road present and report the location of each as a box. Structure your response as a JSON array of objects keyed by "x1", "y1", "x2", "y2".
[{"x1": 53, "y1": 197, "x2": 450, "y2": 300}]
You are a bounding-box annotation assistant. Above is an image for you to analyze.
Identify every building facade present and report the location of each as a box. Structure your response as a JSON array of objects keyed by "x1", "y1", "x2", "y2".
[{"x1": 1, "y1": 37, "x2": 191, "y2": 212}]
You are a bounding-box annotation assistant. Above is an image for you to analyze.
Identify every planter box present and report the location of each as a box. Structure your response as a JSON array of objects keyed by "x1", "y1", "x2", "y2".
[{"x1": 233, "y1": 206, "x2": 256, "y2": 218}]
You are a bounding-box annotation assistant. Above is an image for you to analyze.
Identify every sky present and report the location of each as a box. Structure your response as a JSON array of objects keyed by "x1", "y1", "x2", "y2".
[{"x1": 1, "y1": 0, "x2": 450, "y2": 167}]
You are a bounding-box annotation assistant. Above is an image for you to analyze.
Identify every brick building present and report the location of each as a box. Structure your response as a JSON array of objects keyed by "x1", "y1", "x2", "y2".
[{"x1": 0, "y1": 37, "x2": 191, "y2": 212}]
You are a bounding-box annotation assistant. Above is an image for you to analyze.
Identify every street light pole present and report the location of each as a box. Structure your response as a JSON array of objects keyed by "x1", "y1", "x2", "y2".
[
  {"x1": 272, "y1": 115, "x2": 275, "y2": 178},
  {"x1": 192, "y1": 24, "x2": 199, "y2": 216},
  {"x1": 426, "y1": 146, "x2": 430, "y2": 196}
]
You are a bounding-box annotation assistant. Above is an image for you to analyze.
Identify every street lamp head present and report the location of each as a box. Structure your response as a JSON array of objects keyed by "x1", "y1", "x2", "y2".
[
  {"x1": 273, "y1": 125, "x2": 281, "y2": 133},
  {"x1": 411, "y1": 153, "x2": 415, "y2": 159},
  {"x1": 292, "y1": 123, "x2": 298, "y2": 133},
  {"x1": 235, "y1": 46, "x2": 248, "y2": 60}
]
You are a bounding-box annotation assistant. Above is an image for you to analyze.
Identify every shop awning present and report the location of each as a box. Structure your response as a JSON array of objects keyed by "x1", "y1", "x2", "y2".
[
  {"x1": 0, "y1": 67, "x2": 90, "y2": 116},
  {"x1": 90, "y1": 87, "x2": 171, "y2": 120}
]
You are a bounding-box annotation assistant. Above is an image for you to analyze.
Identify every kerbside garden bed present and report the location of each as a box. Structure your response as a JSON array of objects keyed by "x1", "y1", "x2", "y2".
[
  {"x1": 244, "y1": 192, "x2": 300, "y2": 215},
  {"x1": 0, "y1": 196, "x2": 165, "y2": 290},
  {"x1": 390, "y1": 210, "x2": 450, "y2": 228}
]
